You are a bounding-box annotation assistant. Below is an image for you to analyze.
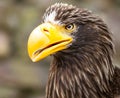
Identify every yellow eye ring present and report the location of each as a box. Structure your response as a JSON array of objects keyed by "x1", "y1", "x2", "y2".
[{"x1": 65, "y1": 24, "x2": 74, "y2": 30}]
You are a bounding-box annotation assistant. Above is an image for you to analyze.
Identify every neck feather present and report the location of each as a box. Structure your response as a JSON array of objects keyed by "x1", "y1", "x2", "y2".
[{"x1": 45, "y1": 48, "x2": 114, "y2": 98}]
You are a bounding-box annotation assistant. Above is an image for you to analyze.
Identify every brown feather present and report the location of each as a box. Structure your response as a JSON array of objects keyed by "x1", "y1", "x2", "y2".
[{"x1": 42, "y1": 3, "x2": 120, "y2": 98}]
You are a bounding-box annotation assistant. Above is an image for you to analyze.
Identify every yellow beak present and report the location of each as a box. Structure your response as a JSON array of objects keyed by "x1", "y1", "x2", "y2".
[{"x1": 28, "y1": 23, "x2": 73, "y2": 62}]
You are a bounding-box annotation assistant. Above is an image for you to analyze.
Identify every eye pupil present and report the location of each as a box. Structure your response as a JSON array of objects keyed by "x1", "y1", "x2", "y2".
[{"x1": 68, "y1": 25, "x2": 72, "y2": 29}]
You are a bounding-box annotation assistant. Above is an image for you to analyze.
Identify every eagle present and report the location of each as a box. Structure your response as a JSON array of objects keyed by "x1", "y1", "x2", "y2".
[{"x1": 27, "y1": 3, "x2": 120, "y2": 98}]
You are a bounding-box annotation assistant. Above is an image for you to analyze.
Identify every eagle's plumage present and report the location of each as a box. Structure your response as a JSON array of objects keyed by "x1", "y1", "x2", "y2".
[
  {"x1": 29, "y1": 3, "x2": 120, "y2": 98},
  {"x1": 43, "y1": 3, "x2": 120, "y2": 98}
]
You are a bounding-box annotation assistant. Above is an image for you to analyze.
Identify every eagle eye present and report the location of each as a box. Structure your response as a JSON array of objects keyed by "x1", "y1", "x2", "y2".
[{"x1": 65, "y1": 24, "x2": 75, "y2": 30}]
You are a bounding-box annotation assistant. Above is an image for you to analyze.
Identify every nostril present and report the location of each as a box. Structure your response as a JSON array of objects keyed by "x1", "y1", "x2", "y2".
[
  {"x1": 43, "y1": 28, "x2": 49, "y2": 32},
  {"x1": 43, "y1": 28, "x2": 50, "y2": 36}
]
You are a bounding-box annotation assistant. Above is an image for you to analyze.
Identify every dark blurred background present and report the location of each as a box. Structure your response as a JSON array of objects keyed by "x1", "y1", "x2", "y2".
[{"x1": 0, "y1": 0, "x2": 120, "y2": 98}]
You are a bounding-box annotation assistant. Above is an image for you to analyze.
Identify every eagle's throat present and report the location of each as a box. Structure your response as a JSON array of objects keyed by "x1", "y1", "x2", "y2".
[{"x1": 45, "y1": 50, "x2": 114, "y2": 98}]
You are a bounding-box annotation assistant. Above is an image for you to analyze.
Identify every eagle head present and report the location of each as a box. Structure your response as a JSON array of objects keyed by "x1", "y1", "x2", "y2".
[{"x1": 28, "y1": 3, "x2": 113, "y2": 63}]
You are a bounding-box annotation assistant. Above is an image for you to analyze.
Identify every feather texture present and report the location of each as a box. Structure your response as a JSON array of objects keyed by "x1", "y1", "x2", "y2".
[{"x1": 42, "y1": 3, "x2": 120, "y2": 98}]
